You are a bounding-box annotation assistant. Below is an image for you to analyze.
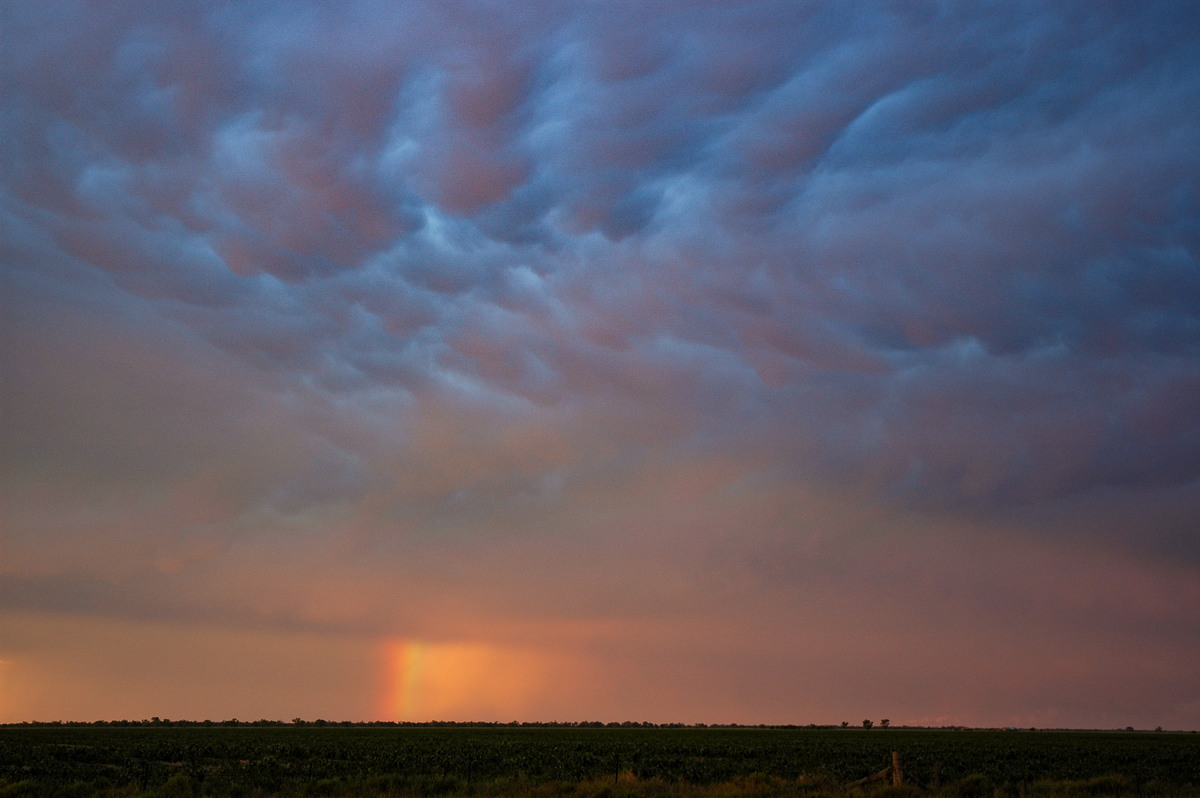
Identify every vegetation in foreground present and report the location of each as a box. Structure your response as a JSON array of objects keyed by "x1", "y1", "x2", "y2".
[{"x1": 1, "y1": 726, "x2": 1197, "y2": 797}]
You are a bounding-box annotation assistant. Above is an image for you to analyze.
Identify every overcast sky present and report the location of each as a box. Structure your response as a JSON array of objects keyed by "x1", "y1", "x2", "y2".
[{"x1": 2, "y1": 0, "x2": 1199, "y2": 728}]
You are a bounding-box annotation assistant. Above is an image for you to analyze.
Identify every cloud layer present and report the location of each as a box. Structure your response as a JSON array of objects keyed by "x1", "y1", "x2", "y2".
[{"x1": 2, "y1": 0, "x2": 1199, "y2": 728}]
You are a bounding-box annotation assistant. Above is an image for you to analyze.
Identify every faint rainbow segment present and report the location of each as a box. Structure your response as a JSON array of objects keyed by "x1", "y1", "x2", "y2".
[
  {"x1": 385, "y1": 640, "x2": 428, "y2": 721},
  {"x1": 380, "y1": 639, "x2": 570, "y2": 721}
]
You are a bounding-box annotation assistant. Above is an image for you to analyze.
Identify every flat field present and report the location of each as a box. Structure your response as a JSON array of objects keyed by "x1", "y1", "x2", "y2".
[{"x1": 1, "y1": 725, "x2": 1197, "y2": 797}]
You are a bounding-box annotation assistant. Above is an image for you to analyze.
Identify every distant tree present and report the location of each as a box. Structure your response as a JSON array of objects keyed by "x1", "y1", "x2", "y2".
[
  {"x1": 863, "y1": 719, "x2": 873, "y2": 730},
  {"x1": 841, "y1": 721, "x2": 849, "y2": 728},
  {"x1": 881, "y1": 719, "x2": 890, "y2": 729}
]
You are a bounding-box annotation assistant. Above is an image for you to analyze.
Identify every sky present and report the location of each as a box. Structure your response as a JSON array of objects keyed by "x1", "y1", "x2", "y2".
[{"x1": 1, "y1": 0, "x2": 1199, "y2": 730}]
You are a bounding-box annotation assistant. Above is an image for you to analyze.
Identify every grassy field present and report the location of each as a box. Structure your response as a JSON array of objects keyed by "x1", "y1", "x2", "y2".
[{"x1": 1, "y1": 725, "x2": 1197, "y2": 797}]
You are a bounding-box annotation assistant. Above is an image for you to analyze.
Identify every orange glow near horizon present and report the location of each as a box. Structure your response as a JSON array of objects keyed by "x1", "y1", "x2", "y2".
[{"x1": 380, "y1": 639, "x2": 567, "y2": 722}]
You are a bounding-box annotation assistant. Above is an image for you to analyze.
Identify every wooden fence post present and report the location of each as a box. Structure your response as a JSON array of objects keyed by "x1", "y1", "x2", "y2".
[{"x1": 892, "y1": 752, "x2": 903, "y2": 786}]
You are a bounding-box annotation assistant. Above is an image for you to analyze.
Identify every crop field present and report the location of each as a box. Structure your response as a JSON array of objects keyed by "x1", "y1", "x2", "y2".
[{"x1": 1, "y1": 725, "x2": 1197, "y2": 797}]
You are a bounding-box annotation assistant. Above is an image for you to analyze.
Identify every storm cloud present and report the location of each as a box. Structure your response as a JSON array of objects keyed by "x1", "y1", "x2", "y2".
[{"x1": 2, "y1": 0, "x2": 1199, "y2": 728}]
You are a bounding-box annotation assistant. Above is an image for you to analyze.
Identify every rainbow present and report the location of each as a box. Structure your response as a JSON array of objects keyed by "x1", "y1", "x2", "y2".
[
  {"x1": 379, "y1": 638, "x2": 559, "y2": 722},
  {"x1": 383, "y1": 639, "x2": 428, "y2": 721}
]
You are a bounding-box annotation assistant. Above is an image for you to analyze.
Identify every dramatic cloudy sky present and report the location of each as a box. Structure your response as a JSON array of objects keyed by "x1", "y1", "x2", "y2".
[{"x1": 2, "y1": 1, "x2": 1199, "y2": 729}]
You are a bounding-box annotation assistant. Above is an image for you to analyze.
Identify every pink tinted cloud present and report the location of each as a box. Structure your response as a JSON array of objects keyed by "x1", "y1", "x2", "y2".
[
  {"x1": 3, "y1": 0, "x2": 1199, "y2": 729},
  {"x1": 422, "y1": 142, "x2": 531, "y2": 216}
]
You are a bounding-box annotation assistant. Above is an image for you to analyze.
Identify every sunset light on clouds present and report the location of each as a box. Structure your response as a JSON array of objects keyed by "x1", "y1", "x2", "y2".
[{"x1": 2, "y1": 1, "x2": 1200, "y2": 729}]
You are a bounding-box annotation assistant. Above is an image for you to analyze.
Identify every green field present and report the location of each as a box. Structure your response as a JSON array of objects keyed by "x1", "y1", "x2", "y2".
[{"x1": 1, "y1": 726, "x2": 1197, "y2": 797}]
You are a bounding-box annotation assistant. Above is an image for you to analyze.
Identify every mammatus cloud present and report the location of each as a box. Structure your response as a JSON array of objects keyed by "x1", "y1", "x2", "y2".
[{"x1": 2, "y1": 0, "x2": 1198, "y2": 727}]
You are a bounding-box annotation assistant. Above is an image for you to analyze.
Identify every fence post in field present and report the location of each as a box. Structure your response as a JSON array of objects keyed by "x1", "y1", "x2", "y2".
[{"x1": 892, "y1": 752, "x2": 903, "y2": 786}]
